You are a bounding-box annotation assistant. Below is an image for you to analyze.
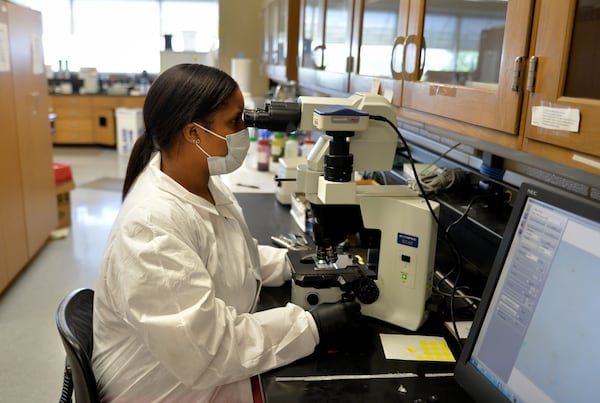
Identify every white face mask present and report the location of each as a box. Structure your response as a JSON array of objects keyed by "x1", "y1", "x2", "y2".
[{"x1": 193, "y1": 123, "x2": 250, "y2": 176}]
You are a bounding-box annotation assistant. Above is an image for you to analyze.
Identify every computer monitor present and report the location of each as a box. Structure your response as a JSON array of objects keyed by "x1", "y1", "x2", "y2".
[{"x1": 454, "y1": 182, "x2": 600, "y2": 403}]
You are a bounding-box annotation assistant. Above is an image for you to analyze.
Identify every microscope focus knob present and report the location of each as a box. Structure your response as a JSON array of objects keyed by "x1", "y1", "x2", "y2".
[{"x1": 356, "y1": 278, "x2": 379, "y2": 304}]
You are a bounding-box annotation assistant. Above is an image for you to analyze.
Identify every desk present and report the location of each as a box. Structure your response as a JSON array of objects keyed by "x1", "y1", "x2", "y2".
[{"x1": 236, "y1": 193, "x2": 474, "y2": 403}]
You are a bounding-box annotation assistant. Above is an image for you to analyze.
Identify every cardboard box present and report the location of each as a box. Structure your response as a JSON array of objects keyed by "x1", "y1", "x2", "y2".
[
  {"x1": 54, "y1": 162, "x2": 75, "y2": 229},
  {"x1": 55, "y1": 179, "x2": 75, "y2": 228}
]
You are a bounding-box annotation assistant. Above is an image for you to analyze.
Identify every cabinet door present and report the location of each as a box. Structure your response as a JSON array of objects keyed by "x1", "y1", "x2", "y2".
[
  {"x1": 93, "y1": 108, "x2": 116, "y2": 145},
  {"x1": 0, "y1": 1, "x2": 29, "y2": 287},
  {"x1": 297, "y1": 0, "x2": 354, "y2": 95},
  {"x1": 349, "y1": 0, "x2": 409, "y2": 106},
  {"x1": 401, "y1": 0, "x2": 534, "y2": 146},
  {"x1": 522, "y1": 0, "x2": 600, "y2": 175},
  {"x1": 263, "y1": 0, "x2": 300, "y2": 83},
  {"x1": 8, "y1": 2, "x2": 57, "y2": 255}
]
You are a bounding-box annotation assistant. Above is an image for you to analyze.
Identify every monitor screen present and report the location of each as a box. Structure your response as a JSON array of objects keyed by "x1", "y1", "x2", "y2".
[{"x1": 455, "y1": 183, "x2": 600, "y2": 403}]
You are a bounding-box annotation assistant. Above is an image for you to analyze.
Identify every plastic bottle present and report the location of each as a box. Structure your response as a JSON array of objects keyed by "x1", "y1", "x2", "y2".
[
  {"x1": 257, "y1": 131, "x2": 270, "y2": 171},
  {"x1": 284, "y1": 133, "x2": 299, "y2": 158},
  {"x1": 271, "y1": 132, "x2": 285, "y2": 162},
  {"x1": 301, "y1": 132, "x2": 315, "y2": 158}
]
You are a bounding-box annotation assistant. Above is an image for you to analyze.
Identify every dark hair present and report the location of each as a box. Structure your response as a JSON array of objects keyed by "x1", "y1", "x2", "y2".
[{"x1": 122, "y1": 64, "x2": 239, "y2": 199}]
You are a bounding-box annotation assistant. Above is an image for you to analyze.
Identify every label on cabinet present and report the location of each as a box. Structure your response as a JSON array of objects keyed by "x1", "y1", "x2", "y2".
[{"x1": 531, "y1": 106, "x2": 580, "y2": 132}]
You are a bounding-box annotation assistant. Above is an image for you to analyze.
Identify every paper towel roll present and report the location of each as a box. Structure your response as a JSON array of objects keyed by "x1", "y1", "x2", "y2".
[{"x1": 231, "y1": 58, "x2": 252, "y2": 95}]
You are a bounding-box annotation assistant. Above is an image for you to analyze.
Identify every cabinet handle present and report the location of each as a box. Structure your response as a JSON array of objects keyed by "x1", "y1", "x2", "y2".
[
  {"x1": 511, "y1": 56, "x2": 524, "y2": 92},
  {"x1": 346, "y1": 56, "x2": 354, "y2": 73},
  {"x1": 390, "y1": 36, "x2": 406, "y2": 80},
  {"x1": 526, "y1": 56, "x2": 538, "y2": 93},
  {"x1": 403, "y1": 35, "x2": 425, "y2": 81},
  {"x1": 418, "y1": 36, "x2": 426, "y2": 81},
  {"x1": 312, "y1": 44, "x2": 326, "y2": 70}
]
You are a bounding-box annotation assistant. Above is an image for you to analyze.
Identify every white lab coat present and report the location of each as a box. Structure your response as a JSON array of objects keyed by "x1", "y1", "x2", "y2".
[{"x1": 92, "y1": 152, "x2": 319, "y2": 403}]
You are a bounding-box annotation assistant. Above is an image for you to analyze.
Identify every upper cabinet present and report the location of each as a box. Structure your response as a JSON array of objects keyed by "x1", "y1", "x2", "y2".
[
  {"x1": 262, "y1": 0, "x2": 300, "y2": 84},
  {"x1": 349, "y1": 0, "x2": 409, "y2": 107},
  {"x1": 297, "y1": 0, "x2": 355, "y2": 95},
  {"x1": 521, "y1": 0, "x2": 600, "y2": 175},
  {"x1": 264, "y1": 0, "x2": 600, "y2": 176},
  {"x1": 400, "y1": 0, "x2": 534, "y2": 148}
]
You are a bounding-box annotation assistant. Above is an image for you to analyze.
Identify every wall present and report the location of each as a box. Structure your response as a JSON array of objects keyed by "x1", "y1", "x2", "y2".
[{"x1": 219, "y1": 0, "x2": 269, "y2": 99}]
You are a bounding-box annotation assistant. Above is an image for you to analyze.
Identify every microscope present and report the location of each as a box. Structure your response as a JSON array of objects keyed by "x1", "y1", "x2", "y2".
[{"x1": 244, "y1": 93, "x2": 439, "y2": 331}]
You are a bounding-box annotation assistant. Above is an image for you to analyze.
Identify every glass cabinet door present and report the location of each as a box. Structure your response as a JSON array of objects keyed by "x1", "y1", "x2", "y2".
[
  {"x1": 276, "y1": 0, "x2": 289, "y2": 66},
  {"x1": 522, "y1": 0, "x2": 600, "y2": 175},
  {"x1": 298, "y1": 0, "x2": 354, "y2": 95},
  {"x1": 262, "y1": 1, "x2": 275, "y2": 65},
  {"x1": 402, "y1": 0, "x2": 534, "y2": 143},
  {"x1": 350, "y1": 0, "x2": 409, "y2": 106},
  {"x1": 263, "y1": 0, "x2": 300, "y2": 83},
  {"x1": 300, "y1": 0, "x2": 325, "y2": 69}
]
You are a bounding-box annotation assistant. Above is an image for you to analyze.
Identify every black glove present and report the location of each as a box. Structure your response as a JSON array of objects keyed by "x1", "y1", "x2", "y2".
[{"x1": 309, "y1": 301, "x2": 362, "y2": 345}]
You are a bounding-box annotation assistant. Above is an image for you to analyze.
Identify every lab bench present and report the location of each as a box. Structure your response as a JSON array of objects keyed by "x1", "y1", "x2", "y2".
[{"x1": 236, "y1": 193, "x2": 474, "y2": 403}]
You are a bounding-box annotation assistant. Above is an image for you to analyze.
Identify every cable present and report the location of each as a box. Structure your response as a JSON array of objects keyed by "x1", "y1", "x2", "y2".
[
  {"x1": 445, "y1": 194, "x2": 484, "y2": 234},
  {"x1": 369, "y1": 115, "x2": 473, "y2": 351},
  {"x1": 369, "y1": 115, "x2": 441, "y2": 227},
  {"x1": 419, "y1": 142, "x2": 462, "y2": 174},
  {"x1": 411, "y1": 167, "x2": 466, "y2": 194}
]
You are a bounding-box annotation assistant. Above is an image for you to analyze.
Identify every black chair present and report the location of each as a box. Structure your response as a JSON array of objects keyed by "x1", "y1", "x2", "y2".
[{"x1": 56, "y1": 288, "x2": 100, "y2": 403}]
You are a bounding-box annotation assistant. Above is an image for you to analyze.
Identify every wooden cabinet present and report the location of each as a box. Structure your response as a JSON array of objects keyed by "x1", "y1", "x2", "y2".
[
  {"x1": 51, "y1": 96, "x2": 95, "y2": 144},
  {"x1": 0, "y1": 1, "x2": 57, "y2": 293},
  {"x1": 270, "y1": 0, "x2": 600, "y2": 177},
  {"x1": 522, "y1": 0, "x2": 600, "y2": 176},
  {"x1": 262, "y1": 0, "x2": 300, "y2": 84},
  {"x1": 297, "y1": 0, "x2": 354, "y2": 95},
  {"x1": 398, "y1": 0, "x2": 534, "y2": 149},
  {"x1": 49, "y1": 95, "x2": 145, "y2": 146}
]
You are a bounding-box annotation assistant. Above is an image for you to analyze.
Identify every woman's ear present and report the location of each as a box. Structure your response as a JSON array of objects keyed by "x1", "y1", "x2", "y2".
[{"x1": 182, "y1": 122, "x2": 200, "y2": 144}]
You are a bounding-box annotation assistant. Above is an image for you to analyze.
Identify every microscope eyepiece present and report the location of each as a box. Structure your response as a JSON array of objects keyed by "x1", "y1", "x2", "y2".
[{"x1": 243, "y1": 101, "x2": 301, "y2": 132}]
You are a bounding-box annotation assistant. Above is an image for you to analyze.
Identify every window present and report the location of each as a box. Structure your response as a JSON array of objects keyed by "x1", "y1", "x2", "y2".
[{"x1": 12, "y1": 0, "x2": 219, "y2": 74}]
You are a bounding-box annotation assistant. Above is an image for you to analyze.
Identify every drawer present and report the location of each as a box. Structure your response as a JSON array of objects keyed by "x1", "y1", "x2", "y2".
[
  {"x1": 92, "y1": 97, "x2": 119, "y2": 109},
  {"x1": 52, "y1": 96, "x2": 92, "y2": 108},
  {"x1": 54, "y1": 119, "x2": 94, "y2": 144},
  {"x1": 53, "y1": 129, "x2": 94, "y2": 144},
  {"x1": 118, "y1": 96, "x2": 145, "y2": 109}
]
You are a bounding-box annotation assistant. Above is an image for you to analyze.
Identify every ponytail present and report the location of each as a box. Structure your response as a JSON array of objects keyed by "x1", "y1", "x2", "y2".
[{"x1": 122, "y1": 132, "x2": 155, "y2": 200}]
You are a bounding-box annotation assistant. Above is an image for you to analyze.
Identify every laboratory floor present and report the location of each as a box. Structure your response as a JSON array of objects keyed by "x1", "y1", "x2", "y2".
[{"x1": 0, "y1": 146, "x2": 278, "y2": 403}]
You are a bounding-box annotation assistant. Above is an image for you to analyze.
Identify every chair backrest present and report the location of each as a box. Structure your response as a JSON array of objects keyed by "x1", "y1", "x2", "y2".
[{"x1": 56, "y1": 288, "x2": 100, "y2": 403}]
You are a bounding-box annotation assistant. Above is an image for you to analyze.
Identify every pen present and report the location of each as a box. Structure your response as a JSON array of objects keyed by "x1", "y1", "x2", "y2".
[{"x1": 236, "y1": 183, "x2": 260, "y2": 189}]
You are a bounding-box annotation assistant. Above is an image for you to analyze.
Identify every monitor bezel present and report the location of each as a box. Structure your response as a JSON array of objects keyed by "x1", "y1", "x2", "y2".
[{"x1": 454, "y1": 182, "x2": 600, "y2": 403}]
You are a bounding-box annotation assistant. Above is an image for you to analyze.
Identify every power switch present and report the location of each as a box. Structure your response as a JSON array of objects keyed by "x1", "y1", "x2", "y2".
[{"x1": 399, "y1": 252, "x2": 416, "y2": 289}]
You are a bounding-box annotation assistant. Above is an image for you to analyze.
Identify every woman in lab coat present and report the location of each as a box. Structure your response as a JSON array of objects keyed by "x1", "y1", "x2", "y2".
[{"x1": 92, "y1": 63, "x2": 360, "y2": 402}]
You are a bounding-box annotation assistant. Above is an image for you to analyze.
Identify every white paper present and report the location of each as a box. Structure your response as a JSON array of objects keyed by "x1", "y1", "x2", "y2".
[
  {"x1": 444, "y1": 320, "x2": 472, "y2": 340},
  {"x1": 0, "y1": 23, "x2": 10, "y2": 72},
  {"x1": 379, "y1": 334, "x2": 455, "y2": 362},
  {"x1": 531, "y1": 106, "x2": 580, "y2": 132}
]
